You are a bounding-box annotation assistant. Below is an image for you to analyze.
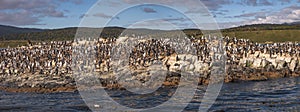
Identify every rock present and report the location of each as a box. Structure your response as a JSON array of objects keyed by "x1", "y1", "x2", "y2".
[
  {"x1": 194, "y1": 62, "x2": 209, "y2": 74},
  {"x1": 254, "y1": 51, "x2": 260, "y2": 57},
  {"x1": 263, "y1": 72, "x2": 283, "y2": 79},
  {"x1": 176, "y1": 54, "x2": 185, "y2": 61},
  {"x1": 259, "y1": 53, "x2": 269, "y2": 58},
  {"x1": 252, "y1": 59, "x2": 262, "y2": 68},
  {"x1": 238, "y1": 58, "x2": 247, "y2": 67},
  {"x1": 179, "y1": 61, "x2": 190, "y2": 71},
  {"x1": 176, "y1": 54, "x2": 197, "y2": 62},
  {"x1": 265, "y1": 64, "x2": 275, "y2": 72},
  {"x1": 285, "y1": 57, "x2": 292, "y2": 63},
  {"x1": 168, "y1": 55, "x2": 177, "y2": 62},
  {"x1": 170, "y1": 62, "x2": 180, "y2": 72},
  {"x1": 44, "y1": 82, "x2": 59, "y2": 89},
  {"x1": 261, "y1": 59, "x2": 269, "y2": 68},
  {"x1": 277, "y1": 56, "x2": 285, "y2": 61},
  {"x1": 186, "y1": 64, "x2": 195, "y2": 71},
  {"x1": 271, "y1": 54, "x2": 278, "y2": 58},
  {"x1": 276, "y1": 60, "x2": 286, "y2": 70},
  {"x1": 268, "y1": 59, "x2": 277, "y2": 68},
  {"x1": 289, "y1": 59, "x2": 298, "y2": 72}
]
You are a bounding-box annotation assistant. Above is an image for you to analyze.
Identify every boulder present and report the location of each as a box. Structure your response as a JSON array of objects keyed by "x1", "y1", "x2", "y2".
[
  {"x1": 276, "y1": 60, "x2": 286, "y2": 70},
  {"x1": 170, "y1": 62, "x2": 180, "y2": 72},
  {"x1": 177, "y1": 54, "x2": 197, "y2": 62},
  {"x1": 261, "y1": 59, "x2": 269, "y2": 68},
  {"x1": 268, "y1": 58, "x2": 277, "y2": 67},
  {"x1": 271, "y1": 54, "x2": 278, "y2": 58},
  {"x1": 265, "y1": 64, "x2": 275, "y2": 72},
  {"x1": 254, "y1": 51, "x2": 260, "y2": 57},
  {"x1": 277, "y1": 56, "x2": 285, "y2": 61},
  {"x1": 298, "y1": 57, "x2": 300, "y2": 67},
  {"x1": 238, "y1": 58, "x2": 247, "y2": 67},
  {"x1": 259, "y1": 53, "x2": 269, "y2": 58},
  {"x1": 252, "y1": 59, "x2": 262, "y2": 68},
  {"x1": 285, "y1": 57, "x2": 292, "y2": 63},
  {"x1": 186, "y1": 64, "x2": 195, "y2": 72},
  {"x1": 194, "y1": 62, "x2": 209, "y2": 74},
  {"x1": 289, "y1": 59, "x2": 298, "y2": 72}
]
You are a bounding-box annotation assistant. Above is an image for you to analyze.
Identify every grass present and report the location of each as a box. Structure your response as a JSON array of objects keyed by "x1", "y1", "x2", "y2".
[
  {"x1": 0, "y1": 40, "x2": 30, "y2": 48},
  {"x1": 222, "y1": 30, "x2": 300, "y2": 43},
  {"x1": 0, "y1": 29, "x2": 300, "y2": 48}
]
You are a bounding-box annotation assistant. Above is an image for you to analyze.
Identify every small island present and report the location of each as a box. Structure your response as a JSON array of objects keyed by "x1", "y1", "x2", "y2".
[{"x1": 1, "y1": 30, "x2": 300, "y2": 93}]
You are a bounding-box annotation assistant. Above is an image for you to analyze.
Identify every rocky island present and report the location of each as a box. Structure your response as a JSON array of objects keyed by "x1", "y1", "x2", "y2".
[{"x1": 1, "y1": 36, "x2": 300, "y2": 93}]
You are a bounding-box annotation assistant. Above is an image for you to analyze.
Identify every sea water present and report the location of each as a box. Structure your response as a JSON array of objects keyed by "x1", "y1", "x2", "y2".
[{"x1": 0, "y1": 77, "x2": 299, "y2": 112}]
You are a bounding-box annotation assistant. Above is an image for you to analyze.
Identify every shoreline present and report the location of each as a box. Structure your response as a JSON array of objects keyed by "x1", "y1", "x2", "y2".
[
  {"x1": 0, "y1": 86, "x2": 77, "y2": 93},
  {"x1": 1, "y1": 72, "x2": 299, "y2": 93}
]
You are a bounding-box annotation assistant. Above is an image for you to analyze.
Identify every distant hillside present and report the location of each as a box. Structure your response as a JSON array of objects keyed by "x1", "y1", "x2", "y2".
[
  {"x1": 219, "y1": 22, "x2": 300, "y2": 43},
  {"x1": 0, "y1": 22, "x2": 299, "y2": 44},
  {"x1": 0, "y1": 25, "x2": 44, "y2": 36},
  {"x1": 223, "y1": 23, "x2": 300, "y2": 32},
  {"x1": 0, "y1": 27, "x2": 169, "y2": 41}
]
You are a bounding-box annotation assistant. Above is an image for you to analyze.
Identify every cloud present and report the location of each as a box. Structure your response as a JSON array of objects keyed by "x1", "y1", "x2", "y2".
[
  {"x1": 162, "y1": 17, "x2": 189, "y2": 22},
  {"x1": 217, "y1": 21, "x2": 247, "y2": 29},
  {"x1": 201, "y1": 0, "x2": 232, "y2": 11},
  {"x1": 0, "y1": 0, "x2": 77, "y2": 26},
  {"x1": 218, "y1": 5, "x2": 300, "y2": 28},
  {"x1": 241, "y1": 0, "x2": 273, "y2": 6},
  {"x1": 0, "y1": 11, "x2": 41, "y2": 25},
  {"x1": 80, "y1": 13, "x2": 120, "y2": 20},
  {"x1": 183, "y1": 0, "x2": 232, "y2": 14},
  {"x1": 260, "y1": 0, "x2": 273, "y2": 5},
  {"x1": 143, "y1": 7, "x2": 157, "y2": 13},
  {"x1": 215, "y1": 11, "x2": 227, "y2": 16},
  {"x1": 32, "y1": 6, "x2": 65, "y2": 17},
  {"x1": 234, "y1": 11, "x2": 267, "y2": 18},
  {"x1": 93, "y1": 13, "x2": 113, "y2": 18},
  {"x1": 120, "y1": 0, "x2": 232, "y2": 13},
  {"x1": 0, "y1": 0, "x2": 49, "y2": 10},
  {"x1": 247, "y1": 5, "x2": 300, "y2": 24},
  {"x1": 218, "y1": 4, "x2": 300, "y2": 28},
  {"x1": 126, "y1": 19, "x2": 182, "y2": 30},
  {"x1": 279, "y1": 0, "x2": 292, "y2": 3},
  {"x1": 220, "y1": 5, "x2": 300, "y2": 28},
  {"x1": 58, "y1": 0, "x2": 83, "y2": 4}
]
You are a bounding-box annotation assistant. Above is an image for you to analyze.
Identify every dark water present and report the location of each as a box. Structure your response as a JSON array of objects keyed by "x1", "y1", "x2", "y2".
[{"x1": 1, "y1": 77, "x2": 300, "y2": 112}]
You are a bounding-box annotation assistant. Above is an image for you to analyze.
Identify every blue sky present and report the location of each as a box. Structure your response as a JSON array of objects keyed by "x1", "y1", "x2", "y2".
[{"x1": 0, "y1": 0, "x2": 300, "y2": 29}]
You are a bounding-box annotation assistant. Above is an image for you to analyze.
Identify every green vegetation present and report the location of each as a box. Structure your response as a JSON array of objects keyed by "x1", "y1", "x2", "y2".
[
  {"x1": 222, "y1": 30, "x2": 300, "y2": 43},
  {"x1": 0, "y1": 23, "x2": 299, "y2": 48},
  {"x1": 0, "y1": 40, "x2": 29, "y2": 48},
  {"x1": 0, "y1": 25, "x2": 43, "y2": 36},
  {"x1": 223, "y1": 23, "x2": 300, "y2": 31},
  {"x1": 0, "y1": 28, "x2": 76, "y2": 41}
]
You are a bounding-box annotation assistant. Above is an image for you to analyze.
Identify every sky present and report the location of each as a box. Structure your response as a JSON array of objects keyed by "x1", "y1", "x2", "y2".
[{"x1": 0, "y1": 0, "x2": 300, "y2": 29}]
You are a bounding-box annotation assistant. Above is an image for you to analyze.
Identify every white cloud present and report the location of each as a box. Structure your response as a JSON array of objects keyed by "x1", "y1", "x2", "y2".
[
  {"x1": 0, "y1": 0, "x2": 78, "y2": 26},
  {"x1": 247, "y1": 5, "x2": 300, "y2": 24}
]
